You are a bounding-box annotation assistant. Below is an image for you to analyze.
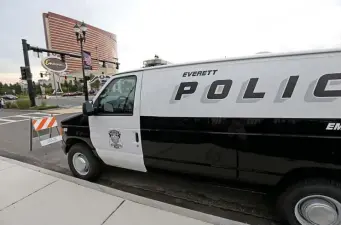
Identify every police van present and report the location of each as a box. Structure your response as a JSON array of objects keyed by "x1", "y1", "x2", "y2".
[{"x1": 61, "y1": 48, "x2": 341, "y2": 225}]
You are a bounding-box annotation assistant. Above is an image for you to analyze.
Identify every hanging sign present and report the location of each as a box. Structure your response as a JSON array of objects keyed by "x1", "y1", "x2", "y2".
[
  {"x1": 83, "y1": 51, "x2": 92, "y2": 70},
  {"x1": 41, "y1": 56, "x2": 67, "y2": 73}
]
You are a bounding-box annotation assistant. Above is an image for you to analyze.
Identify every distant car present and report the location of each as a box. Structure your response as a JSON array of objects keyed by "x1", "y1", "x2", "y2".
[
  {"x1": 2, "y1": 95, "x2": 18, "y2": 100},
  {"x1": 75, "y1": 91, "x2": 84, "y2": 96},
  {"x1": 53, "y1": 91, "x2": 63, "y2": 96},
  {"x1": 62, "y1": 92, "x2": 82, "y2": 97},
  {"x1": 62, "y1": 93, "x2": 71, "y2": 97}
]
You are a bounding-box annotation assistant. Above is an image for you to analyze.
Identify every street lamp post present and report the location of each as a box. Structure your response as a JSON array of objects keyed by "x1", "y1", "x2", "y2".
[{"x1": 74, "y1": 21, "x2": 89, "y2": 101}]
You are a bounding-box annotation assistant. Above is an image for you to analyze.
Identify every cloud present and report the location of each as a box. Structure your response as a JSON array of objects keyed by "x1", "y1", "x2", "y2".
[
  {"x1": 116, "y1": 0, "x2": 341, "y2": 71},
  {"x1": 0, "y1": 65, "x2": 44, "y2": 84},
  {"x1": 1, "y1": 0, "x2": 341, "y2": 79}
]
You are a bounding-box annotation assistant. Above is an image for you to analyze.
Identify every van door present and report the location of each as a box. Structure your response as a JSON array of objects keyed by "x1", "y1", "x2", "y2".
[{"x1": 88, "y1": 73, "x2": 147, "y2": 172}]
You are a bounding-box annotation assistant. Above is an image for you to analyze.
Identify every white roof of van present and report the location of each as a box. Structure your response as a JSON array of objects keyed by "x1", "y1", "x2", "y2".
[{"x1": 117, "y1": 47, "x2": 341, "y2": 75}]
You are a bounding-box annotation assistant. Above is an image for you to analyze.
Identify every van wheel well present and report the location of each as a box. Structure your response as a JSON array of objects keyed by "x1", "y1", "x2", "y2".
[
  {"x1": 275, "y1": 167, "x2": 341, "y2": 195},
  {"x1": 65, "y1": 139, "x2": 91, "y2": 154}
]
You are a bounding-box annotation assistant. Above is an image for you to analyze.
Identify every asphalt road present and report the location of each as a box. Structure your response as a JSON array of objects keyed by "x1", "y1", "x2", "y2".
[{"x1": 0, "y1": 110, "x2": 280, "y2": 225}]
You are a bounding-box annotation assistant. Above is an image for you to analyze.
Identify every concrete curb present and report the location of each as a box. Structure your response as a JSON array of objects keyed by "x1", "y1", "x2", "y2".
[
  {"x1": 3, "y1": 109, "x2": 41, "y2": 113},
  {"x1": 0, "y1": 156, "x2": 247, "y2": 225},
  {"x1": 43, "y1": 106, "x2": 82, "y2": 114},
  {"x1": 3, "y1": 108, "x2": 60, "y2": 113}
]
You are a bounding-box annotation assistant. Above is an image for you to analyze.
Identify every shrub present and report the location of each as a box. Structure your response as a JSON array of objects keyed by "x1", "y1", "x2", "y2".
[
  {"x1": 16, "y1": 99, "x2": 31, "y2": 109},
  {"x1": 41, "y1": 101, "x2": 47, "y2": 107},
  {"x1": 5, "y1": 101, "x2": 11, "y2": 108},
  {"x1": 10, "y1": 102, "x2": 18, "y2": 108}
]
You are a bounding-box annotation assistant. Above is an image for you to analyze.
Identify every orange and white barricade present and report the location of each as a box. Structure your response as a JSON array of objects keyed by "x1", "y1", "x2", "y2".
[{"x1": 30, "y1": 115, "x2": 62, "y2": 150}]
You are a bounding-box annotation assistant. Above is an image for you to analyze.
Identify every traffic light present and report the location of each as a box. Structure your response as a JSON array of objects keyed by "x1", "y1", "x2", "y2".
[
  {"x1": 20, "y1": 66, "x2": 29, "y2": 80},
  {"x1": 40, "y1": 73, "x2": 43, "y2": 78},
  {"x1": 74, "y1": 77, "x2": 77, "y2": 81},
  {"x1": 65, "y1": 76, "x2": 67, "y2": 80}
]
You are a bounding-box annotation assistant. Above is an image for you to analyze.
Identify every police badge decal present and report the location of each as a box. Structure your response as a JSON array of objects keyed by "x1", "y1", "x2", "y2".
[{"x1": 108, "y1": 129, "x2": 123, "y2": 149}]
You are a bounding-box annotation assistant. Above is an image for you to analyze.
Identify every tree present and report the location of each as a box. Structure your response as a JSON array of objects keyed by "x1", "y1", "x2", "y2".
[
  {"x1": 62, "y1": 80, "x2": 68, "y2": 93},
  {"x1": 0, "y1": 82, "x2": 4, "y2": 95},
  {"x1": 35, "y1": 83, "x2": 41, "y2": 95},
  {"x1": 13, "y1": 83, "x2": 22, "y2": 95},
  {"x1": 3, "y1": 84, "x2": 9, "y2": 94},
  {"x1": 91, "y1": 79, "x2": 100, "y2": 90},
  {"x1": 73, "y1": 80, "x2": 81, "y2": 92},
  {"x1": 94, "y1": 80, "x2": 100, "y2": 90}
]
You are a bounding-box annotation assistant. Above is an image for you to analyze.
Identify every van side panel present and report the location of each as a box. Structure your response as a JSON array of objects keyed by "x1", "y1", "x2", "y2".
[
  {"x1": 140, "y1": 116, "x2": 341, "y2": 184},
  {"x1": 140, "y1": 116, "x2": 237, "y2": 179},
  {"x1": 139, "y1": 53, "x2": 341, "y2": 185}
]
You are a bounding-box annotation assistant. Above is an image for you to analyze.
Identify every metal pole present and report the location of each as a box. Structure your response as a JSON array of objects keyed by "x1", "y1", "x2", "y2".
[
  {"x1": 52, "y1": 73, "x2": 57, "y2": 97},
  {"x1": 29, "y1": 118, "x2": 32, "y2": 151},
  {"x1": 80, "y1": 40, "x2": 89, "y2": 101},
  {"x1": 28, "y1": 45, "x2": 118, "y2": 61},
  {"x1": 53, "y1": 73, "x2": 59, "y2": 106},
  {"x1": 49, "y1": 114, "x2": 53, "y2": 138},
  {"x1": 22, "y1": 39, "x2": 36, "y2": 107}
]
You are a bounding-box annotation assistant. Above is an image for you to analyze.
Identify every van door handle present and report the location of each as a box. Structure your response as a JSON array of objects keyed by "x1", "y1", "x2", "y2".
[{"x1": 135, "y1": 132, "x2": 139, "y2": 143}]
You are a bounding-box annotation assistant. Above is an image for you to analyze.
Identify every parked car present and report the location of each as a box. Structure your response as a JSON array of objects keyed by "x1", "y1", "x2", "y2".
[
  {"x1": 2, "y1": 94, "x2": 18, "y2": 100},
  {"x1": 62, "y1": 92, "x2": 72, "y2": 97}
]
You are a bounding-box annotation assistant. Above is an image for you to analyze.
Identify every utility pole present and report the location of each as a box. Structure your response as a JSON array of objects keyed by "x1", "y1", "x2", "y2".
[
  {"x1": 80, "y1": 41, "x2": 89, "y2": 101},
  {"x1": 74, "y1": 22, "x2": 89, "y2": 101},
  {"x1": 22, "y1": 39, "x2": 36, "y2": 107}
]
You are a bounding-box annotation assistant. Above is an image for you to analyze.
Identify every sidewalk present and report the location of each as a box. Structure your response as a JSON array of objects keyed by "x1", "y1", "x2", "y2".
[
  {"x1": 0, "y1": 157, "x2": 246, "y2": 225},
  {"x1": 44, "y1": 105, "x2": 82, "y2": 114}
]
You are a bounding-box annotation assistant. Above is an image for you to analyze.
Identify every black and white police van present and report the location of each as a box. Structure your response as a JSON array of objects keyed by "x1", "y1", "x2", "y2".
[{"x1": 61, "y1": 48, "x2": 341, "y2": 225}]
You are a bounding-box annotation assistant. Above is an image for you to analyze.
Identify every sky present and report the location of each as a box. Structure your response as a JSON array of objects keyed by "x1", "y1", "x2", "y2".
[{"x1": 1, "y1": 0, "x2": 341, "y2": 83}]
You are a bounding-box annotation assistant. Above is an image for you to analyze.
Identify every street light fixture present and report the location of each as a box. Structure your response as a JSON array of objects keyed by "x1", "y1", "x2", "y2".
[{"x1": 74, "y1": 21, "x2": 89, "y2": 101}]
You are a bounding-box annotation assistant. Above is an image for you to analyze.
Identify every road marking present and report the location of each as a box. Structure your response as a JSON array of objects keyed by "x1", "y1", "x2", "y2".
[
  {"x1": 20, "y1": 112, "x2": 53, "y2": 116},
  {"x1": 12, "y1": 115, "x2": 34, "y2": 118},
  {"x1": 0, "y1": 112, "x2": 62, "y2": 126},
  {"x1": 0, "y1": 118, "x2": 18, "y2": 122},
  {"x1": 0, "y1": 121, "x2": 14, "y2": 126}
]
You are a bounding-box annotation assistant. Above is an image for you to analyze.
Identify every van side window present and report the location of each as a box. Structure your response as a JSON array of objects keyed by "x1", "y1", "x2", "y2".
[{"x1": 97, "y1": 76, "x2": 137, "y2": 115}]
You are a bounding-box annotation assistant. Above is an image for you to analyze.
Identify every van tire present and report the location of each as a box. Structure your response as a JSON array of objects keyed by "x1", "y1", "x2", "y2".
[
  {"x1": 67, "y1": 143, "x2": 101, "y2": 181},
  {"x1": 276, "y1": 179, "x2": 341, "y2": 225}
]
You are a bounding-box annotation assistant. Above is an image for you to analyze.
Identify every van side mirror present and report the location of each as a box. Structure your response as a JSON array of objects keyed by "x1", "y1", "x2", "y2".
[{"x1": 82, "y1": 101, "x2": 94, "y2": 116}]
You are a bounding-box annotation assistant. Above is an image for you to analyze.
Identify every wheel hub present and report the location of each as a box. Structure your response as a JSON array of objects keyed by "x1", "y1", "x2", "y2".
[
  {"x1": 72, "y1": 153, "x2": 89, "y2": 175},
  {"x1": 295, "y1": 195, "x2": 341, "y2": 225}
]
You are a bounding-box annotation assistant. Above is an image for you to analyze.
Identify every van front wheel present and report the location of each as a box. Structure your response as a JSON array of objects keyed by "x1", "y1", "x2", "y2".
[
  {"x1": 277, "y1": 179, "x2": 341, "y2": 225},
  {"x1": 67, "y1": 143, "x2": 101, "y2": 181}
]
